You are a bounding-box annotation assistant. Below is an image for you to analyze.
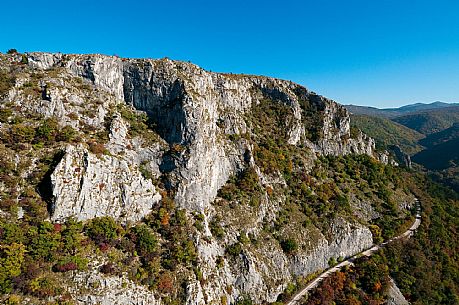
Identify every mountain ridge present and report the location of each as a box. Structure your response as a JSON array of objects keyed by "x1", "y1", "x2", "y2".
[{"x1": 0, "y1": 51, "x2": 418, "y2": 304}]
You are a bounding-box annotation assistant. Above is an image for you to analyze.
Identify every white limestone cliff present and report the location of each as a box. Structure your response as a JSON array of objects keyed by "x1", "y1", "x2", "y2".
[{"x1": 10, "y1": 52, "x2": 391, "y2": 304}]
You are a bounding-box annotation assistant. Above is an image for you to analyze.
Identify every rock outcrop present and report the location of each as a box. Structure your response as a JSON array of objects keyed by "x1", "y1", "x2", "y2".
[
  {"x1": 50, "y1": 144, "x2": 162, "y2": 222},
  {"x1": 0, "y1": 52, "x2": 402, "y2": 304},
  {"x1": 43, "y1": 53, "x2": 377, "y2": 213},
  {"x1": 386, "y1": 278, "x2": 410, "y2": 305}
]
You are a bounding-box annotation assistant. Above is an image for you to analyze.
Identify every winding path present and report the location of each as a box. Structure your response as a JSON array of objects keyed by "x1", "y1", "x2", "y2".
[{"x1": 287, "y1": 199, "x2": 421, "y2": 305}]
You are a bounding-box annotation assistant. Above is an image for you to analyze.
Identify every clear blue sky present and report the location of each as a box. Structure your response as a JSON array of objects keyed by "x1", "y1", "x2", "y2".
[{"x1": 2, "y1": 0, "x2": 459, "y2": 108}]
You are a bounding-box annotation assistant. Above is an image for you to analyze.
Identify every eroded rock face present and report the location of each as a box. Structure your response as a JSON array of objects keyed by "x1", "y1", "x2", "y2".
[
  {"x1": 50, "y1": 144, "x2": 161, "y2": 222},
  {"x1": 192, "y1": 217, "x2": 373, "y2": 304},
  {"x1": 21, "y1": 53, "x2": 386, "y2": 304},
  {"x1": 56, "y1": 54, "x2": 377, "y2": 213},
  {"x1": 386, "y1": 278, "x2": 410, "y2": 305}
]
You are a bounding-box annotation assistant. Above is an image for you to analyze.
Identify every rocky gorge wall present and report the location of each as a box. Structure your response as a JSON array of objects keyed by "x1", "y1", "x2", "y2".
[{"x1": 0, "y1": 52, "x2": 401, "y2": 304}]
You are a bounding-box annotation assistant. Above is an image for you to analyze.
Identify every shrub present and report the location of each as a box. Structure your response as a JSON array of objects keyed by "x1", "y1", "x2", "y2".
[
  {"x1": 210, "y1": 219, "x2": 225, "y2": 239},
  {"x1": 54, "y1": 261, "x2": 77, "y2": 272},
  {"x1": 0, "y1": 72, "x2": 15, "y2": 97},
  {"x1": 28, "y1": 276, "x2": 59, "y2": 297},
  {"x1": 56, "y1": 125, "x2": 76, "y2": 142},
  {"x1": 27, "y1": 222, "x2": 61, "y2": 261},
  {"x1": 35, "y1": 118, "x2": 58, "y2": 142},
  {"x1": 193, "y1": 213, "x2": 205, "y2": 232},
  {"x1": 280, "y1": 238, "x2": 298, "y2": 254},
  {"x1": 132, "y1": 224, "x2": 157, "y2": 256},
  {"x1": 6, "y1": 49, "x2": 18, "y2": 54},
  {"x1": 328, "y1": 257, "x2": 337, "y2": 267},
  {"x1": 85, "y1": 216, "x2": 119, "y2": 244},
  {"x1": 226, "y1": 243, "x2": 242, "y2": 257},
  {"x1": 0, "y1": 108, "x2": 12, "y2": 123},
  {"x1": 100, "y1": 262, "x2": 117, "y2": 275},
  {"x1": 53, "y1": 256, "x2": 88, "y2": 271},
  {"x1": 235, "y1": 296, "x2": 253, "y2": 305},
  {"x1": 157, "y1": 272, "x2": 174, "y2": 293},
  {"x1": 10, "y1": 124, "x2": 35, "y2": 143}
]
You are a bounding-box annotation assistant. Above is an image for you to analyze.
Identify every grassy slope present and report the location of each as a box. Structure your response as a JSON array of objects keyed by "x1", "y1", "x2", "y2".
[{"x1": 351, "y1": 114, "x2": 424, "y2": 155}]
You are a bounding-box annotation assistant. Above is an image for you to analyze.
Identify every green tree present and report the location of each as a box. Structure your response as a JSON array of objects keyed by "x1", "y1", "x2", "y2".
[
  {"x1": 0, "y1": 243, "x2": 26, "y2": 293},
  {"x1": 85, "y1": 216, "x2": 119, "y2": 243}
]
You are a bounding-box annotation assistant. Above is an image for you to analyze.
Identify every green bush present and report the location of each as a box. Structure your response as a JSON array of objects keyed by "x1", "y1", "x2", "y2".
[
  {"x1": 280, "y1": 238, "x2": 298, "y2": 254},
  {"x1": 0, "y1": 243, "x2": 26, "y2": 293},
  {"x1": 0, "y1": 108, "x2": 12, "y2": 123},
  {"x1": 35, "y1": 118, "x2": 58, "y2": 142},
  {"x1": 210, "y1": 219, "x2": 225, "y2": 239},
  {"x1": 53, "y1": 255, "x2": 88, "y2": 272},
  {"x1": 27, "y1": 222, "x2": 61, "y2": 261},
  {"x1": 10, "y1": 124, "x2": 35, "y2": 143},
  {"x1": 85, "y1": 216, "x2": 119, "y2": 243},
  {"x1": 56, "y1": 125, "x2": 76, "y2": 142},
  {"x1": 226, "y1": 243, "x2": 242, "y2": 257},
  {"x1": 132, "y1": 224, "x2": 157, "y2": 256}
]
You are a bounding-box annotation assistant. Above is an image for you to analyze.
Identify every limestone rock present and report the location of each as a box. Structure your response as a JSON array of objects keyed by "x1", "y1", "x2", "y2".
[
  {"x1": 17, "y1": 52, "x2": 393, "y2": 304},
  {"x1": 386, "y1": 278, "x2": 410, "y2": 305},
  {"x1": 50, "y1": 144, "x2": 161, "y2": 222}
]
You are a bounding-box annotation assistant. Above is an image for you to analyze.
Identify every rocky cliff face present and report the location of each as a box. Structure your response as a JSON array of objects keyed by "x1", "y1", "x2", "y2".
[
  {"x1": 0, "y1": 52, "x2": 410, "y2": 304},
  {"x1": 49, "y1": 53, "x2": 375, "y2": 212}
]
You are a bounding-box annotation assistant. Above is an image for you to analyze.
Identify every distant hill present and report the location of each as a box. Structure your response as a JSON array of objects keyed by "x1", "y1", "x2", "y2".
[
  {"x1": 413, "y1": 124, "x2": 459, "y2": 192},
  {"x1": 395, "y1": 101, "x2": 459, "y2": 113},
  {"x1": 419, "y1": 123, "x2": 459, "y2": 148},
  {"x1": 347, "y1": 102, "x2": 459, "y2": 193},
  {"x1": 412, "y1": 137, "x2": 459, "y2": 170},
  {"x1": 345, "y1": 101, "x2": 459, "y2": 118},
  {"x1": 351, "y1": 114, "x2": 424, "y2": 155},
  {"x1": 393, "y1": 106, "x2": 459, "y2": 135},
  {"x1": 346, "y1": 105, "x2": 398, "y2": 118}
]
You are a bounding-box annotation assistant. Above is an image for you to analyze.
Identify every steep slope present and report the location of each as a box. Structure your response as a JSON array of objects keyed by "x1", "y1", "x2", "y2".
[
  {"x1": 393, "y1": 106, "x2": 459, "y2": 135},
  {"x1": 413, "y1": 124, "x2": 459, "y2": 192},
  {"x1": 419, "y1": 122, "x2": 459, "y2": 148},
  {"x1": 0, "y1": 52, "x2": 415, "y2": 305},
  {"x1": 412, "y1": 138, "x2": 459, "y2": 170},
  {"x1": 350, "y1": 114, "x2": 424, "y2": 155}
]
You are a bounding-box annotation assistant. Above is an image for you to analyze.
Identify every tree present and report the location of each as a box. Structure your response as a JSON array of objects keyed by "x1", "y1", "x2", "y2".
[
  {"x1": 0, "y1": 243, "x2": 26, "y2": 293},
  {"x1": 85, "y1": 216, "x2": 119, "y2": 244}
]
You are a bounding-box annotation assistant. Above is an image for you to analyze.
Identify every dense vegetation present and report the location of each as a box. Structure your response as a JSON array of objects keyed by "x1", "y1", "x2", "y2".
[
  {"x1": 350, "y1": 114, "x2": 424, "y2": 155},
  {"x1": 350, "y1": 103, "x2": 459, "y2": 194},
  {"x1": 303, "y1": 254, "x2": 391, "y2": 305},
  {"x1": 419, "y1": 123, "x2": 459, "y2": 148},
  {"x1": 299, "y1": 174, "x2": 459, "y2": 305},
  {"x1": 393, "y1": 107, "x2": 459, "y2": 135},
  {"x1": 383, "y1": 177, "x2": 459, "y2": 304},
  {"x1": 0, "y1": 57, "x2": 195, "y2": 303}
]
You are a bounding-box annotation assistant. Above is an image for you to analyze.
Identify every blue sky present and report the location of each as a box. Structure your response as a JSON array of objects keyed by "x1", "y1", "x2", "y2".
[{"x1": 2, "y1": 0, "x2": 459, "y2": 108}]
